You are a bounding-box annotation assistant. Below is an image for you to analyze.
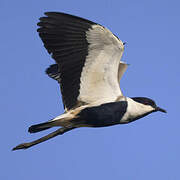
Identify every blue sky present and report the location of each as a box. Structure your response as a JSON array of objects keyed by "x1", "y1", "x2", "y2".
[{"x1": 1, "y1": 0, "x2": 179, "y2": 179}]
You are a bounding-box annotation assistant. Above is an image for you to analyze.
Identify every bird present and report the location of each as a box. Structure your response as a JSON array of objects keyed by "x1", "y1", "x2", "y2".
[{"x1": 12, "y1": 12, "x2": 166, "y2": 151}]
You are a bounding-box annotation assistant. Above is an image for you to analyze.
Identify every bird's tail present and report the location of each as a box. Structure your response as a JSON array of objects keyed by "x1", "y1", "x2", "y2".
[
  {"x1": 28, "y1": 121, "x2": 54, "y2": 133},
  {"x1": 28, "y1": 113, "x2": 75, "y2": 133}
]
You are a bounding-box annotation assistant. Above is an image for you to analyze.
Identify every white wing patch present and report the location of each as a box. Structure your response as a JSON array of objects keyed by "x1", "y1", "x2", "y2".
[{"x1": 78, "y1": 25, "x2": 125, "y2": 105}]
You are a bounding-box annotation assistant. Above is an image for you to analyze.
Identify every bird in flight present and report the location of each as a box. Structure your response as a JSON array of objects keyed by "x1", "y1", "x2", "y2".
[{"x1": 12, "y1": 12, "x2": 166, "y2": 151}]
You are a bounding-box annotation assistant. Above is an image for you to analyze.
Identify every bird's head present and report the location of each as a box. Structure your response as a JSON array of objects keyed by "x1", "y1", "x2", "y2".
[{"x1": 131, "y1": 97, "x2": 167, "y2": 113}]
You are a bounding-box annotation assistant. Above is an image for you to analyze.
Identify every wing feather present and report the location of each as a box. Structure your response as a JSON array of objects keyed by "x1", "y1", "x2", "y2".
[
  {"x1": 38, "y1": 12, "x2": 126, "y2": 110},
  {"x1": 78, "y1": 25, "x2": 125, "y2": 105},
  {"x1": 118, "y1": 61, "x2": 128, "y2": 83}
]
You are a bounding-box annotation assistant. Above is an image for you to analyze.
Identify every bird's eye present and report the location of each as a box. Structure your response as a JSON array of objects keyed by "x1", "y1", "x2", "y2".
[{"x1": 123, "y1": 42, "x2": 127, "y2": 46}]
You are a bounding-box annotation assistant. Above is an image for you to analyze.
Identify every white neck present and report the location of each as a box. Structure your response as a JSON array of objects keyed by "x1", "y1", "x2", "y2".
[{"x1": 121, "y1": 97, "x2": 155, "y2": 123}]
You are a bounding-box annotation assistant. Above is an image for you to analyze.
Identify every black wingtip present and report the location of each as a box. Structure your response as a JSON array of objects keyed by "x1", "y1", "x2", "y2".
[
  {"x1": 44, "y1": 12, "x2": 69, "y2": 16},
  {"x1": 44, "y1": 11, "x2": 55, "y2": 15},
  {"x1": 44, "y1": 11, "x2": 66, "y2": 17},
  {"x1": 45, "y1": 64, "x2": 60, "y2": 82},
  {"x1": 43, "y1": 11, "x2": 96, "y2": 25}
]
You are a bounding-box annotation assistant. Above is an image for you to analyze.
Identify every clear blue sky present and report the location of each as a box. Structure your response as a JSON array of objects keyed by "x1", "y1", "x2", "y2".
[{"x1": 1, "y1": 0, "x2": 179, "y2": 179}]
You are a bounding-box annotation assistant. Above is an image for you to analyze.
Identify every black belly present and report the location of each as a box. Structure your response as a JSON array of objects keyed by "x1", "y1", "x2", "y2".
[{"x1": 74, "y1": 101, "x2": 127, "y2": 127}]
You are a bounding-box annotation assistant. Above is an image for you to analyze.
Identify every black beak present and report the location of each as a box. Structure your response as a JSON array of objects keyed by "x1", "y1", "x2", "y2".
[
  {"x1": 123, "y1": 42, "x2": 127, "y2": 46},
  {"x1": 156, "y1": 107, "x2": 167, "y2": 113}
]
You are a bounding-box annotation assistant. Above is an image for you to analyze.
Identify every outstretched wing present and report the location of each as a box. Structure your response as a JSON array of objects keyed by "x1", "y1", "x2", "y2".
[{"x1": 38, "y1": 12, "x2": 125, "y2": 110}]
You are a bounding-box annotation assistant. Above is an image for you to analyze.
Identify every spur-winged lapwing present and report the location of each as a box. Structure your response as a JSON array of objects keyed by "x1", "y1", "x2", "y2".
[{"x1": 13, "y1": 12, "x2": 166, "y2": 151}]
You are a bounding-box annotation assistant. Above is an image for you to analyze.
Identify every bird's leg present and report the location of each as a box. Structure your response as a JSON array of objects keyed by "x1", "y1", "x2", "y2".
[{"x1": 12, "y1": 127, "x2": 75, "y2": 151}]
